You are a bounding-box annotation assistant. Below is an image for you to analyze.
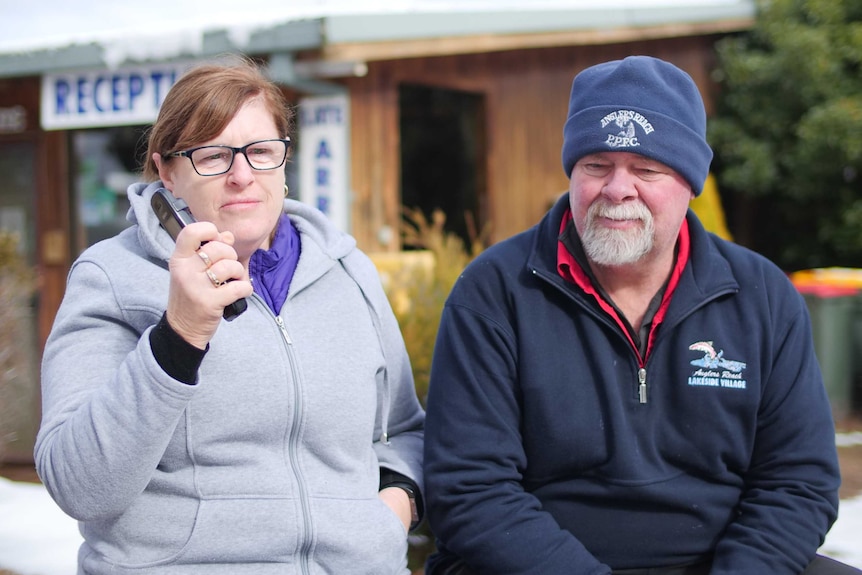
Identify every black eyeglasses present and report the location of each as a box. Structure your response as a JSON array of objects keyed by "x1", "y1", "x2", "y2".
[{"x1": 167, "y1": 138, "x2": 291, "y2": 177}]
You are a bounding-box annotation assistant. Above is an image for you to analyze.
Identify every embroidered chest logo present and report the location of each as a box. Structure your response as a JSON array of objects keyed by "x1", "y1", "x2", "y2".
[
  {"x1": 687, "y1": 341, "x2": 748, "y2": 390},
  {"x1": 600, "y1": 109, "x2": 655, "y2": 149}
]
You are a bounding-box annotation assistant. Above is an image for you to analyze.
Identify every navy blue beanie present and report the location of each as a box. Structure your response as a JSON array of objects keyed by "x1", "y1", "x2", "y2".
[{"x1": 561, "y1": 55, "x2": 713, "y2": 195}]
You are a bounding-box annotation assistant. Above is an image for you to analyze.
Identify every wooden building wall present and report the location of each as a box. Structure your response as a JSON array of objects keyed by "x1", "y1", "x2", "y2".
[{"x1": 344, "y1": 35, "x2": 721, "y2": 251}]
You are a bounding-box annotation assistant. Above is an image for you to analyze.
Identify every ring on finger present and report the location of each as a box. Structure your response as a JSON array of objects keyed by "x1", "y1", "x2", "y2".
[
  {"x1": 206, "y1": 269, "x2": 222, "y2": 288},
  {"x1": 197, "y1": 250, "x2": 212, "y2": 268}
]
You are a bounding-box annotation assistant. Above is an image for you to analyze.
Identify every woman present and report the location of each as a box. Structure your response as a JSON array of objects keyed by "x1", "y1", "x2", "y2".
[{"x1": 36, "y1": 58, "x2": 424, "y2": 575}]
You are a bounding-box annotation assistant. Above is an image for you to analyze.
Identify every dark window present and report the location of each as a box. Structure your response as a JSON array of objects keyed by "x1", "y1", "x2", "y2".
[{"x1": 399, "y1": 84, "x2": 486, "y2": 249}]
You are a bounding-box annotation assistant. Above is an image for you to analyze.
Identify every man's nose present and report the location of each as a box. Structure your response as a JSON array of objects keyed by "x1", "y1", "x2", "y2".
[{"x1": 601, "y1": 168, "x2": 638, "y2": 202}]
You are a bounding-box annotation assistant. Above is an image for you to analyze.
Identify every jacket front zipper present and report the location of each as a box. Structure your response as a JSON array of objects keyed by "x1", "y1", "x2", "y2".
[
  {"x1": 638, "y1": 367, "x2": 648, "y2": 404},
  {"x1": 533, "y1": 267, "x2": 651, "y2": 406},
  {"x1": 275, "y1": 314, "x2": 313, "y2": 575}
]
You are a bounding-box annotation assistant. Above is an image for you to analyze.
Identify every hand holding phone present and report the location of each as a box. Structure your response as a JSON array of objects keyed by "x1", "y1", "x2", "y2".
[{"x1": 151, "y1": 189, "x2": 248, "y2": 321}]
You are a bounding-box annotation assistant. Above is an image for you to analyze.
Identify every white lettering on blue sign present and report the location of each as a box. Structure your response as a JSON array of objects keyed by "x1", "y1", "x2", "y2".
[{"x1": 41, "y1": 62, "x2": 192, "y2": 130}]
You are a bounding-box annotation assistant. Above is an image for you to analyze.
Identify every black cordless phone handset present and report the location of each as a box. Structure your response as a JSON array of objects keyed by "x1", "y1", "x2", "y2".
[{"x1": 151, "y1": 189, "x2": 248, "y2": 321}]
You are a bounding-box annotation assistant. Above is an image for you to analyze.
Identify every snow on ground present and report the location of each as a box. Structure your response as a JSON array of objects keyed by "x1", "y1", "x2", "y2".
[
  {"x1": 821, "y1": 495, "x2": 862, "y2": 568},
  {"x1": 2, "y1": 434, "x2": 861, "y2": 574},
  {"x1": 0, "y1": 478, "x2": 81, "y2": 575}
]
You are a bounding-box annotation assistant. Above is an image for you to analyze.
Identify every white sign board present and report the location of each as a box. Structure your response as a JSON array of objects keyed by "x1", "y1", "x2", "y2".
[
  {"x1": 298, "y1": 94, "x2": 350, "y2": 232},
  {"x1": 41, "y1": 62, "x2": 193, "y2": 130}
]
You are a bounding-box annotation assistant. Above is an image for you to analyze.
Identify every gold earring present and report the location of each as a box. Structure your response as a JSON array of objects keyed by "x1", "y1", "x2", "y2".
[{"x1": 284, "y1": 184, "x2": 289, "y2": 198}]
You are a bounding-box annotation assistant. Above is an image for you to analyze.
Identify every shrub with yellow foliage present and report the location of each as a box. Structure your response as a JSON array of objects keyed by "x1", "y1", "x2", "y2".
[{"x1": 372, "y1": 208, "x2": 486, "y2": 407}]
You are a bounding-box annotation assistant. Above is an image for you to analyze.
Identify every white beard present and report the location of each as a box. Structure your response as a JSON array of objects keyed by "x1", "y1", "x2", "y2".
[{"x1": 581, "y1": 201, "x2": 655, "y2": 266}]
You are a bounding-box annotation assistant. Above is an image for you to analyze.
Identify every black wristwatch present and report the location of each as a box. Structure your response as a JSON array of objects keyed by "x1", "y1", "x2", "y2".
[{"x1": 386, "y1": 481, "x2": 420, "y2": 531}]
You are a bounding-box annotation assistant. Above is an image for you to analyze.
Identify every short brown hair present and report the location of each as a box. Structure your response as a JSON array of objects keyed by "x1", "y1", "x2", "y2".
[{"x1": 142, "y1": 57, "x2": 293, "y2": 181}]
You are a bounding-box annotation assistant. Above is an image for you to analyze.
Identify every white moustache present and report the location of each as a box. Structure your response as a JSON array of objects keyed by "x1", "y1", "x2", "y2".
[{"x1": 589, "y1": 202, "x2": 651, "y2": 222}]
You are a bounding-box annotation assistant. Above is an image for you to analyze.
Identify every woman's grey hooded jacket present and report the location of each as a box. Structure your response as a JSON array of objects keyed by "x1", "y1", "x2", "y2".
[{"x1": 35, "y1": 181, "x2": 425, "y2": 575}]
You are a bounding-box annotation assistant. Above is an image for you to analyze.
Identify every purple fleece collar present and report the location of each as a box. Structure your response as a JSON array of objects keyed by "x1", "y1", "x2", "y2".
[{"x1": 248, "y1": 213, "x2": 301, "y2": 314}]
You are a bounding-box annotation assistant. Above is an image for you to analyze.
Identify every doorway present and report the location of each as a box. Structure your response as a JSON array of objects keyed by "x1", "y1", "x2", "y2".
[
  {"x1": 399, "y1": 84, "x2": 486, "y2": 249},
  {"x1": 0, "y1": 140, "x2": 40, "y2": 463}
]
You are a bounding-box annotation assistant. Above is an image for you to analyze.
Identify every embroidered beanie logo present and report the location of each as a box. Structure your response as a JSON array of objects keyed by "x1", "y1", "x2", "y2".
[
  {"x1": 600, "y1": 109, "x2": 655, "y2": 149},
  {"x1": 561, "y1": 55, "x2": 713, "y2": 196}
]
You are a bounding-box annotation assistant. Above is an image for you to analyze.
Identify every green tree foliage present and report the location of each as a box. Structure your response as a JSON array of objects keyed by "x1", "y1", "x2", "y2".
[{"x1": 710, "y1": 0, "x2": 862, "y2": 270}]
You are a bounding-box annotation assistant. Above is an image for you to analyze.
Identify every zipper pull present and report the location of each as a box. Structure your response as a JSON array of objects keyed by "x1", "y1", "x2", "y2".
[
  {"x1": 274, "y1": 315, "x2": 293, "y2": 345},
  {"x1": 638, "y1": 367, "x2": 647, "y2": 404}
]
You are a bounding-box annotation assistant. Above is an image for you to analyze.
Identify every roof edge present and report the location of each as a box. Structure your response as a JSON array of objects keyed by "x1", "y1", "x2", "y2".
[
  {"x1": 322, "y1": 16, "x2": 754, "y2": 63},
  {"x1": 0, "y1": 19, "x2": 323, "y2": 80},
  {"x1": 322, "y1": 3, "x2": 756, "y2": 44}
]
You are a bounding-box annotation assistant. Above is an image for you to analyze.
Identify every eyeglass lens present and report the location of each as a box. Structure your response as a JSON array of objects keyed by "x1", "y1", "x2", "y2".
[{"x1": 191, "y1": 140, "x2": 288, "y2": 176}]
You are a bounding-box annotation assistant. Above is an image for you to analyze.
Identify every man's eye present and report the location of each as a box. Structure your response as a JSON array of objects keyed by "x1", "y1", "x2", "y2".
[
  {"x1": 637, "y1": 168, "x2": 664, "y2": 179},
  {"x1": 584, "y1": 163, "x2": 610, "y2": 173}
]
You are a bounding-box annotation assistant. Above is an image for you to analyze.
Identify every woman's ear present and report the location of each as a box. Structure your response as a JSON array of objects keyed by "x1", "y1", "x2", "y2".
[{"x1": 153, "y1": 153, "x2": 175, "y2": 191}]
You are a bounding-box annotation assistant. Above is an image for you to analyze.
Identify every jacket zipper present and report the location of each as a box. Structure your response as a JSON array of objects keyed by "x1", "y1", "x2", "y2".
[
  {"x1": 275, "y1": 314, "x2": 312, "y2": 575},
  {"x1": 532, "y1": 248, "x2": 739, "y2": 408},
  {"x1": 533, "y1": 268, "x2": 651, "y2": 405},
  {"x1": 638, "y1": 367, "x2": 648, "y2": 404}
]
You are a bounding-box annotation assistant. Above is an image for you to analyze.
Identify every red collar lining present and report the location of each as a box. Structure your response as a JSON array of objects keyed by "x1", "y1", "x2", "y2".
[{"x1": 556, "y1": 210, "x2": 690, "y2": 362}]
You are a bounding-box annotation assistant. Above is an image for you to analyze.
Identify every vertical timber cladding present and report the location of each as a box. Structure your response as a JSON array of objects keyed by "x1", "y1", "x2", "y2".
[
  {"x1": 38, "y1": 130, "x2": 71, "y2": 349},
  {"x1": 344, "y1": 70, "x2": 397, "y2": 251},
  {"x1": 344, "y1": 35, "x2": 720, "y2": 251}
]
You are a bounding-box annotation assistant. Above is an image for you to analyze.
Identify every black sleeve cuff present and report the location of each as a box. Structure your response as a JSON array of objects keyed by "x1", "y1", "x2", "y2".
[
  {"x1": 380, "y1": 468, "x2": 425, "y2": 528},
  {"x1": 149, "y1": 312, "x2": 207, "y2": 385}
]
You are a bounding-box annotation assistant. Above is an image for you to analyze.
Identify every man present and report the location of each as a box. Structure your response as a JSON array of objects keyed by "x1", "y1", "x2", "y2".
[{"x1": 423, "y1": 56, "x2": 858, "y2": 575}]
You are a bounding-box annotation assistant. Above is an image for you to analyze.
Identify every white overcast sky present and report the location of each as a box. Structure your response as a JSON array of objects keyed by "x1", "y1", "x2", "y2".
[{"x1": 0, "y1": 0, "x2": 749, "y2": 53}]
